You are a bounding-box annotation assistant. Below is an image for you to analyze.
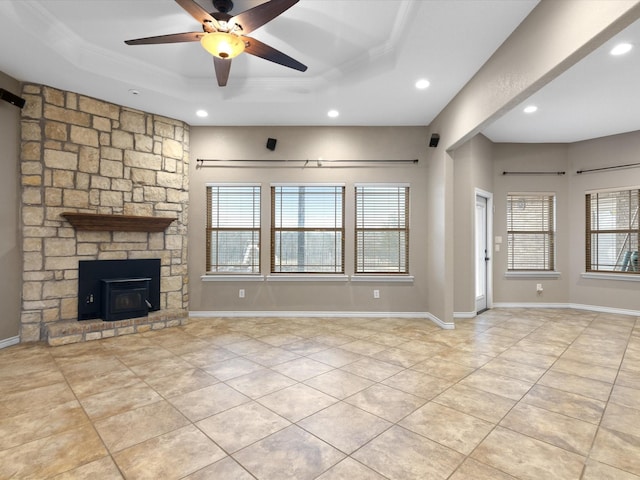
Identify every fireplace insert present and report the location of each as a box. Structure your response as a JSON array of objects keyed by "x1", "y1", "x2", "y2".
[
  {"x1": 78, "y1": 259, "x2": 161, "y2": 321},
  {"x1": 101, "y1": 277, "x2": 151, "y2": 321}
]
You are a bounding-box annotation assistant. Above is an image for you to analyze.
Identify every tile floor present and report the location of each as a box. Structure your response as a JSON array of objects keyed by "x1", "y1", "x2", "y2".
[{"x1": 1, "y1": 308, "x2": 639, "y2": 479}]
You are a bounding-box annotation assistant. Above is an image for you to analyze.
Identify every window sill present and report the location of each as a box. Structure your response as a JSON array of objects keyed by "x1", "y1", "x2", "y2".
[
  {"x1": 201, "y1": 275, "x2": 265, "y2": 282},
  {"x1": 581, "y1": 272, "x2": 640, "y2": 282},
  {"x1": 350, "y1": 275, "x2": 414, "y2": 283},
  {"x1": 201, "y1": 274, "x2": 413, "y2": 283},
  {"x1": 266, "y1": 274, "x2": 349, "y2": 282},
  {"x1": 504, "y1": 271, "x2": 561, "y2": 279}
]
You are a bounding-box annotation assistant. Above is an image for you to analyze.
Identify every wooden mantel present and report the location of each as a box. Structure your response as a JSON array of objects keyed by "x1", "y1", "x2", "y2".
[{"x1": 61, "y1": 212, "x2": 176, "y2": 232}]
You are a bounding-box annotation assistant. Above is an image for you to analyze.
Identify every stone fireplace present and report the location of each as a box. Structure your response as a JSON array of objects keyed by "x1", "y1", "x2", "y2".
[{"x1": 19, "y1": 83, "x2": 189, "y2": 345}]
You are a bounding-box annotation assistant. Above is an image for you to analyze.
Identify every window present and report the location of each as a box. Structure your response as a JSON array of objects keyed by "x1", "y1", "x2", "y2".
[
  {"x1": 586, "y1": 187, "x2": 639, "y2": 273},
  {"x1": 271, "y1": 185, "x2": 344, "y2": 273},
  {"x1": 355, "y1": 184, "x2": 409, "y2": 274},
  {"x1": 206, "y1": 184, "x2": 260, "y2": 273},
  {"x1": 507, "y1": 193, "x2": 555, "y2": 271}
]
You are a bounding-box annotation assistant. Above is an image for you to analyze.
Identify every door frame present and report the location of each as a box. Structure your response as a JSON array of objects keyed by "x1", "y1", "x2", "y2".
[{"x1": 475, "y1": 188, "x2": 493, "y2": 313}]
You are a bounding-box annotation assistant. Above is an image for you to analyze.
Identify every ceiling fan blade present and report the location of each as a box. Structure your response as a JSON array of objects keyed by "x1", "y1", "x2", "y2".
[
  {"x1": 243, "y1": 36, "x2": 307, "y2": 72},
  {"x1": 230, "y1": 0, "x2": 299, "y2": 34},
  {"x1": 175, "y1": 0, "x2": 221, "y2": 31},
  {"x1": 125, "y1": 32, "x2": 203, "y2": 45},
  {"x1": 213, "y1": 57, "x2": 232, "y2": 87}
]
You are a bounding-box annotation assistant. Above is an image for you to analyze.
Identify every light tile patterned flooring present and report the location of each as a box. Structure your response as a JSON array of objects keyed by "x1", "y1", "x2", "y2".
[{"x1": 1, "y1": 308, "x2": 640, "y2": 479}]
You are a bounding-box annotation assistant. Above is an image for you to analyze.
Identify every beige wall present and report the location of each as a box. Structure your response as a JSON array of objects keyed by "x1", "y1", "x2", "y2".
[
  {"x1": 453, "y1": 140, "x2": 474, "y2": 315},
  {"x1": 453, "y1": 134, "x2": 494, "y2": 315},
  {"x1": 0, "y1": 72, "x2": 21, "y2": 342},
  {"x1": 491, "y1": 134, "x2": 639, "y2": 312},
  {"x1": 567, "y1": 131, "x2": 640, "y2": 311},
  {"x1": 492, "y1": 143, "x2": 570, "y2": 304},
  {"x1": 188, "y1": 126, "x2": 434, "y2": 315},
  {"x1": 423, "y1": 137, "x2": 454, "y2": 324}
]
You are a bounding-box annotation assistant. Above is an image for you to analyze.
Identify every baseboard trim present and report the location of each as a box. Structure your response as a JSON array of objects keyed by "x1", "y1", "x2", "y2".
[
  {"x1": 493, "y1": 302, "x2": 571, "y2": 309},
  {"x1": 0, "y1": 335, "x2": 20, "y2": 349},
  {"x1": 426, "y1": 312, "x2": 456, "y2": 330},
  {"x1": 189, "y1": 310, "x2": 431, "y2": 319},
  {"x1": 189, "y1": 310, "x2": 455, "y2": 329},
  {"x1": 492, "y1": 302, "x2": 640, "y2": 317},
  {"x1": 569, "y1": 303, "x2": 640, "y2": 317},
  {"x1": 454, "y1": 311, "x2": 477, "y2": 319}
]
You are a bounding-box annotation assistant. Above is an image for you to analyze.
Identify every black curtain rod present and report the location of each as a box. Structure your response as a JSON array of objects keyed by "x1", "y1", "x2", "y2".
[
  {"x1": 197, "y1": 158, "x2": 418, "y2": 164},
  {"x1": 196, "y1": 158, "x2": 419, "y2": 168},
  {"x1": 577, "y1": 161, "x2": 640, "y2": 174},
  {"x1": 502, "y1": 171, "x2": 565, "y2": 175}
]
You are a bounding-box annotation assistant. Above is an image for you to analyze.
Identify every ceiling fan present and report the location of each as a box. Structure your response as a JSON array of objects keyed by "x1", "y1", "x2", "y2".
[{"x1": 125, "y1": 0, "x2": 307, "y2": 86}]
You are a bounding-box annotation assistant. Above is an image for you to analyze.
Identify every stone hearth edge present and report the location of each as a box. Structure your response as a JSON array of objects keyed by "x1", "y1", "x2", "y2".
[{"x1": 44, "y1": 309, "x2": 188, "y2": 346}]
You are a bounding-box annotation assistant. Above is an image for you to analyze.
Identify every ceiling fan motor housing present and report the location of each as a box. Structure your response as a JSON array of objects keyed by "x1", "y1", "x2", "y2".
[{"x1": 213, "y1": 0, "x2": 234, "y2": 13}]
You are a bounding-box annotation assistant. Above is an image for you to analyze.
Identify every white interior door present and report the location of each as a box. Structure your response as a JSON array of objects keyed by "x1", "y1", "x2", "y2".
[{"x1": 475, "y1": 195, "x2": 489, "y2": 313}]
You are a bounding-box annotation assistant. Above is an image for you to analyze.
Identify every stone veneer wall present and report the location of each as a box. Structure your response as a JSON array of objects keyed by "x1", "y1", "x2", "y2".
[{"x1": 19, "y1": 84, "x2": 189, "y2": 342}]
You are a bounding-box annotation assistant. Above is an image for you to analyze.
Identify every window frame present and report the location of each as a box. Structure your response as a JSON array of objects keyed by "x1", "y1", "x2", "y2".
[
  {"x1": 270, "y1": 183, "x2": 345, "y2": 274},
  {"x1": 585, "y1": 186, "x2": 639, "y2": 275},
  {"x1": 506, "y1": 192, "x2": 556, "y2": 272},
  {"x1": 354, "y1": 183, "x2": 410, "y2": 275},
  {"x1": 205, "y1": 183, "x2": 261, "y2": 275}
]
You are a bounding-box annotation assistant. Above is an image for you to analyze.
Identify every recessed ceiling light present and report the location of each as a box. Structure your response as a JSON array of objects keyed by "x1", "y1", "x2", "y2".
[
  {"x1": 610, "y1": 42, "x2": 633, "y2": 56},
  {"x1": 523, "y1": 105, "x2": 538, "y2": 114},
  {"x1": 196, "y1": 110, "x2": 209, "y2": 118},
  {"x1": 415, "y1": 79, "x2": 430, "y2": 90},
  {"x1": 327, "y1": 109, "x2": 339, "y2": 118}
]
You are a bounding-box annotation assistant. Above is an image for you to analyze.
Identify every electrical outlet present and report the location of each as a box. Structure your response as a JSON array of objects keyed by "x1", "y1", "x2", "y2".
[
  {"x1": 536, "y1": 283, "x2": 543, "y2": 293},
  {"x1": 239, "y1": 289, "x2": 245, "y2": 298},
  {"x1": 373, "y1": 289, "x2": 380, "y2": 299}
]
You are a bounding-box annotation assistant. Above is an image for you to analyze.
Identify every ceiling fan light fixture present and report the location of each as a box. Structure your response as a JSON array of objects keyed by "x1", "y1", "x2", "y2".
[{"x1": 201, "y1": 32, "x2": 245, "y2": 59}]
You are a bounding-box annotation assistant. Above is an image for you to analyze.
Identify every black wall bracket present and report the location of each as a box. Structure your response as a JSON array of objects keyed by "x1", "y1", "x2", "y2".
[{"x1": 0, "y1": 88, "x2": 26, "y2": 109}]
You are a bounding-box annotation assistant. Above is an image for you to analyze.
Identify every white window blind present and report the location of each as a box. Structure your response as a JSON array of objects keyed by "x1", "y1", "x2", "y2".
[
  {"x1": 355, "y1": 185, "x2": 409, "y2": 274},
  {"x1": 586, "y1": 188, "x2": 639, "y2": 273},
  {"x1": 271, "y1": 185, "x2": 344, "y2": 273},
  {"x1": 507, "y1": 193, "x2": 555, "y2": 271},
  {"x1": 206, "y1": 185, "x2": 261, "y2": 273}
]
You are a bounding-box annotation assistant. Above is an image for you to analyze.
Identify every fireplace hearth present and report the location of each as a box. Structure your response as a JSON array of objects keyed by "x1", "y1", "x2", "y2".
[{"x1": 78, "y1": 259, "x2": 161, "y2": 321}]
